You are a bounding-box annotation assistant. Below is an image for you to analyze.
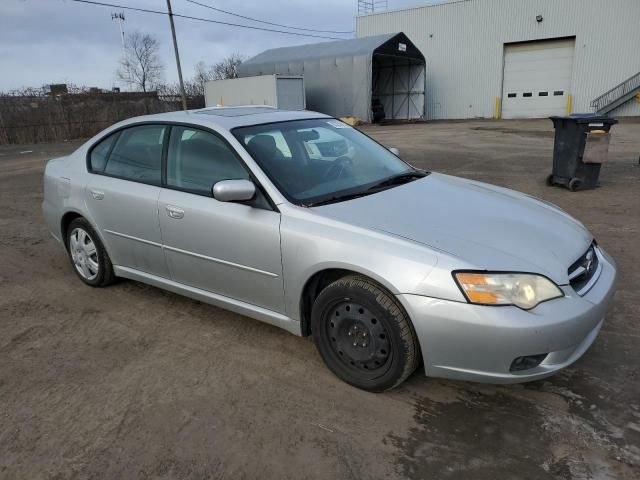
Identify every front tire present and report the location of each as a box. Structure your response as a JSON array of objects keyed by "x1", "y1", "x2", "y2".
[
  {"x1": 311, "y1": 275, "x2": 420, "y2": 392},
  {"x1": 66, "y1": 217, "x2": 115, "y2": 287}
]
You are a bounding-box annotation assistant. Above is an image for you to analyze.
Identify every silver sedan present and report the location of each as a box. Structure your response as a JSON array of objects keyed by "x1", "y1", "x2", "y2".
[{"x1": 42, "y1": 107, "x2": 617, "y2": 391}]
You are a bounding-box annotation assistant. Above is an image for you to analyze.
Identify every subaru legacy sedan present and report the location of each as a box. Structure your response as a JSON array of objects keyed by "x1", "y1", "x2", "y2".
[{"x1": 43, "y1": 107, "x2": 616, "y2": 391}]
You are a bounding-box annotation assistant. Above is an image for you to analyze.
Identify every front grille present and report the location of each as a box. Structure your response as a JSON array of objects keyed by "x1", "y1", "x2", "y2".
[{"x1": 568, "y1": 243, "x2": 600, "y2": 295}]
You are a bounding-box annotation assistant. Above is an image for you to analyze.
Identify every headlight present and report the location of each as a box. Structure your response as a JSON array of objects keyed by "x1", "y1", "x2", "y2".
[{"x1": 453, "y1": 272, "x2": 563, "y2": 310}]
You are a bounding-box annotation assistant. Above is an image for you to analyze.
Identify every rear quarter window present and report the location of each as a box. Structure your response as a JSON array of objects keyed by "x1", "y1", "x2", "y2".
[{"x1": 89, "y1": 133, "x2": 118, "y2": 173}]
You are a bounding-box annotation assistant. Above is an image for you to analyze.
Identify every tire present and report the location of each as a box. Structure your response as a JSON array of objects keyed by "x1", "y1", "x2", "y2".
[
  {"x1": 311, "y1": 275, "x2": 420, "y2": 392},
  {"x1": 569, "y1": 177, "x2": 582, "y2": 192},
  {"x1": 66, "y1": 217, "x2": 115, "y2": 287}
]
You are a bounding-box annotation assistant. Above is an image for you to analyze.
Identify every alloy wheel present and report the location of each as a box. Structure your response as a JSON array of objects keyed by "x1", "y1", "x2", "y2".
[{"x1": 69, "y1": 227, "x2": 99, "y2": 281}]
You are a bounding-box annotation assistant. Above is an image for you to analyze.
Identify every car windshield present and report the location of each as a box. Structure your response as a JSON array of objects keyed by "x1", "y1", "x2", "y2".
[{"x1": 232, "y1": 118, "x2": 424, "y2": 206}]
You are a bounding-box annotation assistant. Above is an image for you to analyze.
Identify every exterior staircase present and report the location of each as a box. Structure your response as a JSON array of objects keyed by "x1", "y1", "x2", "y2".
[{"x1": 591, "y1": 71, "x2": 640, "y2": 115}]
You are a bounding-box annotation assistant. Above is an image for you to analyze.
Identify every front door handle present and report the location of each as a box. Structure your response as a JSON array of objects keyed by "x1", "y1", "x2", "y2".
[
  {"x1": 89, "y1": 189, "x2": 104, "y2": 200},
  {"x1": 166, "y1": 205, "x2": 184, "y2": 219}
]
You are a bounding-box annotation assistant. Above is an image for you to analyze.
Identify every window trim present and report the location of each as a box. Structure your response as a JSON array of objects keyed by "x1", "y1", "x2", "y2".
[{"x1": 85, "y1": 120, "x2": 279, "y2": 212}]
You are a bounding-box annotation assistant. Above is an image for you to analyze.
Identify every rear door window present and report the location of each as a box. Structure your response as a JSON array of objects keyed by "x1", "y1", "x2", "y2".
[{"x1": 103, "y1": 125, "x2": 166, "y2": 186}]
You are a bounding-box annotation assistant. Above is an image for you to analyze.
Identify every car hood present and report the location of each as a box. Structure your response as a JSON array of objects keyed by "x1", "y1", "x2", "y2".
[{"x1": 312, "y1": 173, "x2": 592, "y2": 284}]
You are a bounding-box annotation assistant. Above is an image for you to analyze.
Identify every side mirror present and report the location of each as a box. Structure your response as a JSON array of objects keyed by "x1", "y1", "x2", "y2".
[
  {"x1": 212, "y1": 179, "x2": 256, "y2": 202},
  {"x1": 388, "y1": 147, "x2": 400, "y2": 156}
]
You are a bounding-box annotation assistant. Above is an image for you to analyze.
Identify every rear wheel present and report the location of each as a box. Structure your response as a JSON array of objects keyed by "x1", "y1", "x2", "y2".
[
  {"x1": 66, "y1": 217, "x2": 115, "y2": 287},
  {"x1": 311, "y1": 275, "x2": 420, "y2": 392}
]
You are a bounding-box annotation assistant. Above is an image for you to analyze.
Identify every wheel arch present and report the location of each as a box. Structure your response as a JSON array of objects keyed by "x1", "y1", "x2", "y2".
[
  {"x1": 298, "y1": 266, "x2": 403, "y2": 337},
  {"x1": 60, "y1": 210, "x2": 106, "y2": 252}
]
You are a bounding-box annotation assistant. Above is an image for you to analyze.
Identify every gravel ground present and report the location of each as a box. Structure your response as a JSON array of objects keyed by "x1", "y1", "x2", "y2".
[{"x1": 0, "y1": 118, "x2": 639, "y2": 479}]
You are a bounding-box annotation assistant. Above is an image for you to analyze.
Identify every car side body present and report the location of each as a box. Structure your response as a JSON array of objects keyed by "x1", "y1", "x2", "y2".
[{"x1": 43, "y1": 107, "x2": 617, "y2": 387}]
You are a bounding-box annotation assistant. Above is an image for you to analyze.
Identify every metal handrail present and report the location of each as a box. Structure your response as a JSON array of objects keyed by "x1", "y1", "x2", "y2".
[{"x1": 591, "y1": 71, "x2": 640, "y2": 112}]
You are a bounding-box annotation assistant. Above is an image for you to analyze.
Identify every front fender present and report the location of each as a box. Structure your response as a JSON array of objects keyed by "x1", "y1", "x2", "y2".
[{"x1": 280, "y1": 212, "x2": 444, "y2": 321}]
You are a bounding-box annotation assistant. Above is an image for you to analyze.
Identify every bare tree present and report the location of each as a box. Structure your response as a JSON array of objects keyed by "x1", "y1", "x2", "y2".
[
  {"x1": 117, "y1": 31, "x2": 164, "y2": 92},
  {"x1": 210, "y1": 53, "x2": 245, "y2": 81},
  {"x1": 187, "y1": 54, "x2": 245, "y2": 97},
  {"x1": 191, "y1": 61, "x2": 215, "y2": 97}
]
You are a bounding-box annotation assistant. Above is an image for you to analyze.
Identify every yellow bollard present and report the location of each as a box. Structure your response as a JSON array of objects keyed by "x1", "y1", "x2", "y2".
[
  {"x1": 566, "y1": 94, "x2": 572, "y2": 115},
  {"x1": 494, "y1": 96, "x2": 501, "y2": 119}
]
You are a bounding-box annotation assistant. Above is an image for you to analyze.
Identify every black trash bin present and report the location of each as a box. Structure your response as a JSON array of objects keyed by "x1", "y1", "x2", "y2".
[{"x1": 547, "y1": 114, "x2": 618, "y2": 191}]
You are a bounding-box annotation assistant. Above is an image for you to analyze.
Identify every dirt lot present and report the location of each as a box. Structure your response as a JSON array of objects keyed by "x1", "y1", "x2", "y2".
[{"x1": 1, "y1": 119, "x2": 639, "y2": 480}]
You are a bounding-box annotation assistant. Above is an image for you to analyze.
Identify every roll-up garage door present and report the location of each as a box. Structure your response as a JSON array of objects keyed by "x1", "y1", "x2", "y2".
[{"x1": 501, "y1": 38, "x2": 576, "y2": 119}]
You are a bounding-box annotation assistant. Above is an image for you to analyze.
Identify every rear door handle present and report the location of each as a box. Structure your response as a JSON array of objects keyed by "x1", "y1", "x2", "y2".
[
  {"x1": 89, "y1": 189, "x2": 104, "y2": 200},
  {"x1": 166, "y1": 205, "x2": 184, "y2": 219}
]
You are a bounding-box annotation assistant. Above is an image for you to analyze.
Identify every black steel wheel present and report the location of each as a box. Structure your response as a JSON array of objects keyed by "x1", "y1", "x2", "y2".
[{"x1": 311, "y1": 275, "x2": 420, "y2": 392}]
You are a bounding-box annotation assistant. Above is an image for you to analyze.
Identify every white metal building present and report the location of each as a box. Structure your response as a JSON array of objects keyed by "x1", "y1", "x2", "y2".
[
  {"x1": 204, "y1": 75, "x2": 306, "y2": 110},
  {"x1": 356, "y1": 0, "x2": 640, "y2": 119}
]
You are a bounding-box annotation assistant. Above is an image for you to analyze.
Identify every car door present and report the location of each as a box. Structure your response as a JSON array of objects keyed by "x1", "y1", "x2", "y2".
[
  {"x1": 158, "y1": 125, "x2": 285, "y2": 313},
  {"x1": 85, "y1": 124, "x2": 169, "y2": 278}
]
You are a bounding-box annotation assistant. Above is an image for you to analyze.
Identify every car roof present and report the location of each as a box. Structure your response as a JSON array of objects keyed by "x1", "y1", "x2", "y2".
[{"x1": 118, "y1": 107, "x2": 331, "y2": 131}]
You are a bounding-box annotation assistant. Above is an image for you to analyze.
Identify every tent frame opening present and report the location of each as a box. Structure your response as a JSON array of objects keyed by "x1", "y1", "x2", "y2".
[{"x1": 372, "y1": 53, "x2": 426, "y2": 121}]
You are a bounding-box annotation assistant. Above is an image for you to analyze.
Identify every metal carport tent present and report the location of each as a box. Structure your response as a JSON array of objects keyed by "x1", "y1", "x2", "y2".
[{"x1": 238, "y1": 32, "x2": 426, "y2": 123}]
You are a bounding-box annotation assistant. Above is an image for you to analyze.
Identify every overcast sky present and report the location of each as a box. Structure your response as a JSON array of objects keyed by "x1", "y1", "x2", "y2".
[{"x1": 0, "y1": 0, "x2": 437, "y2": 92}]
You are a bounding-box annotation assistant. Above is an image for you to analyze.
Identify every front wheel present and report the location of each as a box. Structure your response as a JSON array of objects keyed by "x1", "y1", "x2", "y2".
[{"x1": 311, "y1": 275, "x2": 420, "y2": 392}]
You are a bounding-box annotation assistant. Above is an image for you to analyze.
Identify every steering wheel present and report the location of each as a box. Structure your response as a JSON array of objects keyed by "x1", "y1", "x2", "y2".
[{"x1": 320, "y1": 156, "x2": 352, "y2": 181}]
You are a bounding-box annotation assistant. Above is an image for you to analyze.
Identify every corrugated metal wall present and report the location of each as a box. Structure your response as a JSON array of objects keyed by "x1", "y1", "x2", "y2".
[{"x1": 356, "y1": 0, "x2": 640, "y2": 119}]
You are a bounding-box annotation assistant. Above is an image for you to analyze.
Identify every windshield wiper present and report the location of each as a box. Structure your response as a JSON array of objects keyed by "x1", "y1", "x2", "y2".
[
  {"x1": 305, "y1": 171, "x2": 428, "y2": 207},
  {"x1": 305, "y1": 190, "x2": 376, "y2": 207},
  {"x1": 365, "y1": 170, "x2": 428, "y2": 191}
]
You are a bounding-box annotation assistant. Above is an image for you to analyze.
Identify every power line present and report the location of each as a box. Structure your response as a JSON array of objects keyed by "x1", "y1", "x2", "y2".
[
  {"x1": 185, "y1": 0, "x2": 354, "y2": 35},
  {"x1": 69, "y1": 0, "x2": 349, "y2": 40}
]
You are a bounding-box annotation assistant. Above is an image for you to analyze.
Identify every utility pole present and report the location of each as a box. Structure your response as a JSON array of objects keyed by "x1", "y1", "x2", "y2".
[
  {"x1": 111, "y1": 12, "x2": 126, "y2": 55},
  {"x1": 166, "y1": 0, "x2": 188, "y2": 111}
]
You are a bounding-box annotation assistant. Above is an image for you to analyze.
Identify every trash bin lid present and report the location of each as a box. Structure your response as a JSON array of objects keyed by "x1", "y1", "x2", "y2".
[{"x1": 550, "y1": 113, "x2": 618, "y2": 124}]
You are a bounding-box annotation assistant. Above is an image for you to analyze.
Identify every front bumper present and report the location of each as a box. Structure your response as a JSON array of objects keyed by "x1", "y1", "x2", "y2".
[{"x1": 397, "y1": 248, "x2": 617, "y2": 384}]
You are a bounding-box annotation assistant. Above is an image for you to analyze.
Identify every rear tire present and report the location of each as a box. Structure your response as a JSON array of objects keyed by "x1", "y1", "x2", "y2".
[
  {"x1": 66, "y1": 217, "x2": 115, "y2": 287},
  {"x1": 311, "y1": 275, "x2": 420, "y2": 392}
]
